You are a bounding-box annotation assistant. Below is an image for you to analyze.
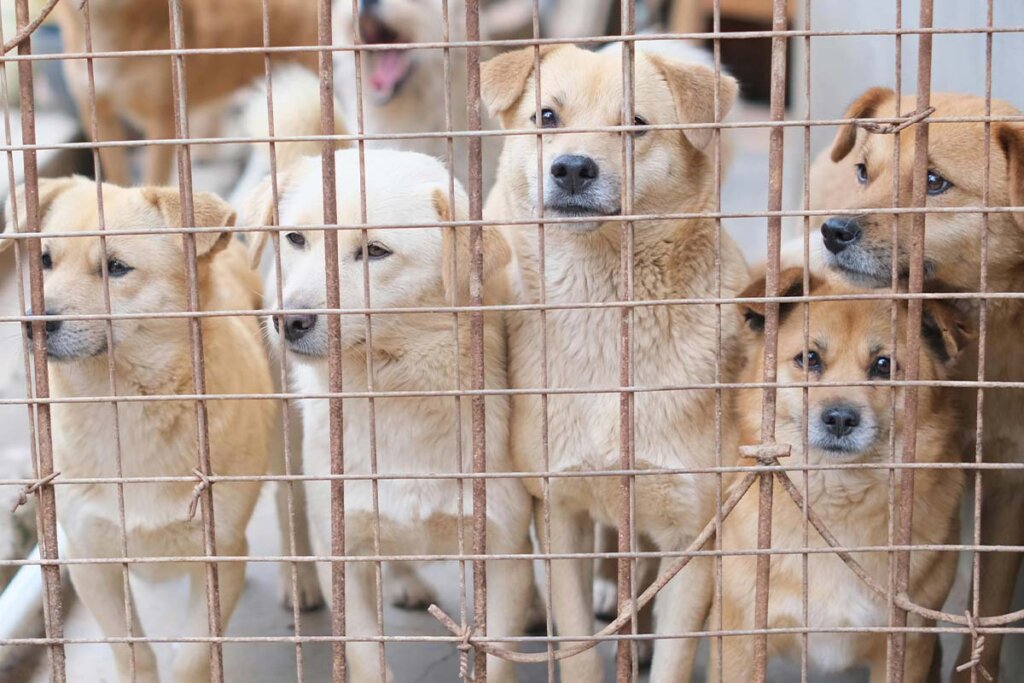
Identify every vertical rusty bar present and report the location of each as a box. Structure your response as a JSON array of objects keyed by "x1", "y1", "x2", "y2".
[
  {"x1": 166, "y1": 1, "x2": 224, "y2": 680},
  {"x1": 464, "y1": 1, "x2": 487, "y2": 680},
  {"x1": 315, "y1": 0, "x2": 345, "y2": 679},
  {"x1": 79, "y1": 1, "x2": 142, "y2": 679},
  {"x1": 12, "y1": 1, "x2": 66, "y2": 680},
  {"x1": 617, "y1": 2, "x2": 637, "y2": 679},
  {"x1": 889, "y1": 2, "x2": 933, "y2": 680},
  {"x1": 752, "y1": 0, "x2": 789, "y2": 680},
  {"x1": 968, "y1": 3, "x2": 995, "y2": 682},
  {"x1": 798, "y1": 1, "x2": 812, "y2": 679}
]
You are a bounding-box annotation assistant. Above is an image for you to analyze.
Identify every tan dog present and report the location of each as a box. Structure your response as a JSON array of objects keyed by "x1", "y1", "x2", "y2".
[
  {"x1": 713, "y1": 269, "x2": 967, "y2": 682},
  {"x1": 55, "y1": 0, "x2": 318, "y2": 185},
  {"x1": 244, "y1": 149, "x2": 534, "y2": 682},
  {"x1": 481, "y1": 44, "x2": 747, "y2": 680},
  {"x1": 810, "y1": 89, "x2": 1024, "y2": 680},
  {"x1": 1, "y1": 177, "x2": 274, "y2": 683}
]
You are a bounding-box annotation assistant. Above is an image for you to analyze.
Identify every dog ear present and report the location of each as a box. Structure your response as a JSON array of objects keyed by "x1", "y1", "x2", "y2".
[
  {"x1": 1, "y1": 177, "x2": 77, "y2": 254},
  {"x1": 142, "y1": 187, "x2": 236, "y2": 259},
  {"x1": 239, "y1": 167, "x2": 300, "y2": 269},
  {"x1": 646, "y1": 54, "x2": 738, "y2": 151},
  {"x1": 830, "y1": 87, "x2": 895, "y2": 163},
  {"x1": 921, "y1": 296, "x2": 975, "y2": 366},
  {"x1": 998, "y1": 123, "x2": 1024, "y2": 230},
  {"x1": 480, "y1": 45, "x2": 562, "y2": 121},
  {"x1": 437, "y1": 188, "x2": 511, "y2": 304},
  {"x1": 738, "y1": 267, "x2": 819, "y2": 332}
]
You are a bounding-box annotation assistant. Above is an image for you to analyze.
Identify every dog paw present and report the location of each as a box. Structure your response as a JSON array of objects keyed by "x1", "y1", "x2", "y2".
[
  {"x1": 593, "y1": 576, "x2": 618, "y2": 620},
  {"x1": 279, "y1": 562, "x2": 325, "y2": 612},
  {"x1": 386, "y1": 568, "x2": 437, "y2": 610}
]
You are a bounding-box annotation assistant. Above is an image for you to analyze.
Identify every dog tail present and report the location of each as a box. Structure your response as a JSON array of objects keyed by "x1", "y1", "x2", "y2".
[{"x1": 240, "y1": 64, "x2": 349, "y2": 170}]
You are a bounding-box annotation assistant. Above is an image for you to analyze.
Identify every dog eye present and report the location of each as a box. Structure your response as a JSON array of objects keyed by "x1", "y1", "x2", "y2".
[
  {"x1": 354, "y1": 241, "x2": 392, "y2": 261},
  {"x1": 869, "y1": 356, "x2": 893, "y2": 379},
  {"x1": 530, "y1": 108, "x2": 558, "y2": 129},
  {"x1": 106, "y1": 259, "x2": 133, "y2": 278},
  {"x1": 41, "y1": 252, "x2": 52, "y2": 270},
  {"x1": 632, "y1": 115, "x2": 649, "y2": 137},
  {"x1": 794, "y1": 350, "x2": 822, "y2": 372},
  {"x1": 286, "y1": 232, "x2": 307, "y2": 247},
  {"x1": 855, "y1": 163, "x2": 868, "y2": 184},
  {"x1": 926, "y1": 170, "x2": 953, "y2": 196}
]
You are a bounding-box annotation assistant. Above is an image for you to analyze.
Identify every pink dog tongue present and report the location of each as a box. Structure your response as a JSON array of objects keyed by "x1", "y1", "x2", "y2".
[{"x1": 370, "y1": 50, "x2": 408, "y2": 95}]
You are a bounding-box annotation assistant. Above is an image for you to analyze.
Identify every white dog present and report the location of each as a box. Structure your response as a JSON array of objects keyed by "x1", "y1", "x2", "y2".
[{"x1": 243, "y1": 148, "x2": 534, "y2": 681}]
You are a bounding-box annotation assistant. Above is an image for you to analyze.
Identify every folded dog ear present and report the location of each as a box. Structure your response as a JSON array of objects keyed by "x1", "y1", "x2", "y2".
[
  {"x1": 1, "y1": 177, "x2": 77, "y2": 254},
  {"x1": 921, "y1": 296, "x2": 975, "y2": 366},
  {"x1": 646, "y1": 54, "x2": 738, "y2": 151},
  {"x1": 998, "y1": 123, "x2": 1024, "y2": 230},
  {"x1": 830, "y1": 87, "x2": 895, "y2": 163},
  {"x1": 436, "y1": 188, "x2": 512, "y2": 304},
  {"x1": 480, "y1": 45, "x2": 562, "y2": 122},
  {"x1": 142, "y1": 187, "x2": 236, "y2": 259},
  {"x1": 738, "y1": 267, "x2": 819, "y2": 332}
]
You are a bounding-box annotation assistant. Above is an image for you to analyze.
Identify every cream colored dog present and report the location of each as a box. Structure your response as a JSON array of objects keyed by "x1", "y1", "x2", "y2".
[
  {"x1": 481, "y1": 44, "x2": 748, "y2": 680},
  {"x1": 244, "y1": 148, "x2": 534, "y2": 681},
  {"x1": 1, "y1": 177, "x2": 274, "y2": 683}
]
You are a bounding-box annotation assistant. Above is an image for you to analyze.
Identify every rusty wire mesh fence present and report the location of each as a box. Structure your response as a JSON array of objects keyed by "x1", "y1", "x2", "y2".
[{"x1": 0, "y1": 0, "x2": 1022, "y2": 681}]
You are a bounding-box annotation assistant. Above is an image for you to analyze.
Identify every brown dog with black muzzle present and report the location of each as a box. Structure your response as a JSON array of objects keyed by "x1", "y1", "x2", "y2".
[
  {"x1": 713, "y1": 268, "x2": 968, "y2": 682},
  {"x1": 810, "y1": 88, "x2": 1024, "y2": 680}
]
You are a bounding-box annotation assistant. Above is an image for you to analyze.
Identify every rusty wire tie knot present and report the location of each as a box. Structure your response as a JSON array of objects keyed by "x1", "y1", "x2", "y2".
[
  {"x1": 187, "y1": 468, "x2": 212, "y2": 521},
  {"x1": 955, "y1": 610, "x2": 994, "y2": 681},
  {"x1": 10, "y1": 470, "x2": 60, "y2": 513},
  {"x1": 856, "y1": 106, "x2": 935, "y2": 135},
  {"x1": 454, "y1": 618, "x2": 478, "y2": 681},
  {"x1": 739, "y1": 442, "x2": 792, "y2": 464}
]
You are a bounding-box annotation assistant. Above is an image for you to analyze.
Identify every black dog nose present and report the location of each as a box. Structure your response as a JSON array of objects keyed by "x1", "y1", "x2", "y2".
[
  {"x1": 821, "y1": 405, "x2": 861, "y2": 437},
  {"x1": 821, "y1": 216, "x2": 862, "y2": 254},
  {"x1": 550, "y1": 154, "x2": 599, "y2": 194},
  {"x1": 283, "y1": 314, "x2": 317, "y2": 342},
  {"x1": 24, "y1": 309, "x2": 61, "y2": 340}
]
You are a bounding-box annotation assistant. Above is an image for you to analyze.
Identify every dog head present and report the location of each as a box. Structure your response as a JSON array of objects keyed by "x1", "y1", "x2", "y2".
[
  {"x1": 335, "y1": 0, "x2": 461, "y2": 104},
  {"x1": 243, "y1": 149, "x2": 510, "y2": 360},
  {"x1": 0, "y1": 177, "x2": 235, "y2": 361},
  {"x1": 738, "y1": 268, "x2": 971, "y2": 462},
  {"x1": 812, "y1": 88, "x2": 1024, "y2": 290},
  {"x1": 481, "y1": 44, "x2": 738, "y2": 231}
]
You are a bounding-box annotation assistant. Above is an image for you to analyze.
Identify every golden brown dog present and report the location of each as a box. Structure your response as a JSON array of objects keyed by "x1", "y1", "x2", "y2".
[
  {"x1": 713, "y1": 269, "x2": 968, "y2": 682},
  {"x1": 810, "y1": 88, "x2": 1024, "y2": 680},
  {"x1": 54, "y1": 0, "x2": 318, "y2": 186},
  {"x1": 482, "y1": 44, "x2": 747, "y2": 680},
  {"x1": 1, "y1": 177, "x2": 274, "y2": 682}
]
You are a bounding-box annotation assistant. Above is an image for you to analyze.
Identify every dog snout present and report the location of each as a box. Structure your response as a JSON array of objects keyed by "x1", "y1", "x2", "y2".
[
  {"x1": 821, "y1": 216, "x2": 862, "y2": 254},
  {"x1": 283, "y1": 314, "x2": 318, "y2": 342},
  {"x1": 550, "y1": 155, "x2": 599, "y2": 195},
  {"x1": 820, "y1": 404, "x2": 861, "y2": 437},
  {"x1": 24, "y1": 308, "x2": 62, "y2": 340}
]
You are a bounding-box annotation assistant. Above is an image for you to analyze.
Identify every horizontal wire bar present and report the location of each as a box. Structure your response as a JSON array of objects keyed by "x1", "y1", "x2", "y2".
[
  {"x1": 3, "y1": 205, "x2": 1020, "y2": 243},
  {"x1": 2, "y1": 288, "x2": 1021, "y2": 324},
  {"x1": 0, "y1": 25, "x2": 1022, "y2": 65},
  {"x1": 3, "y1": 377, "x2": 1024, "y2": 407},
  {"x1": 2, "y1": 113, "x2": 1024, "y2": 155}
]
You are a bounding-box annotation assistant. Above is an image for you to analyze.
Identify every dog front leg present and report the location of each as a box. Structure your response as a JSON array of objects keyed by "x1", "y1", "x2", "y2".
[
  {"x1": 345, "y1": 556, "x2": 393, "y2": 682},
  {"x1": 955, "y1": 486, "x2": 1024, "y2": 682},
  {"x1": 482, "y1": 536, "x2": 534, "y2": 683},
  {"x1": 533, "y1": 498, "x2": 602, "y2": 682},
  {"x1": 71, "y1": 90, "x2": 132, "y2": 186},
  {"x1": 272, "y1": 409, "x2": 325, "y2": 611},
  {"x1": 707, "y1": 590, "x2": 755, "y2": 683},
  {"x1": 65, "y1": 549, "x2": 158, "y2": 683},
  {"x1": 171, "y1": 544, "x2": 248, "y2": 683},
  {"x1": 649, "y1": 553, "x2": 713, "y2": 682},
  {"x1": 869, "y1": 626, "x2": 937, "y2": 683},
  {"x1": 141, "y1": 118, "x2": 177, "y2": 186}
]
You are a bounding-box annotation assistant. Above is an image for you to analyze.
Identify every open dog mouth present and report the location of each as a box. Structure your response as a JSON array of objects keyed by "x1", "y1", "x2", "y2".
[{"x1": 359, "y1": 15, "x2": 416, "y2": 103}]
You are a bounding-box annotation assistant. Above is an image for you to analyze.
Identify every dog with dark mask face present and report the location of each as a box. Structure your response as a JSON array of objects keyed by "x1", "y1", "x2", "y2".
[
  {"x1": 713, "y1": 268, "x2": 968, "y2": 682},
  {"x1": 809, "y1": 88, "x2": 1024, "y2": 680}
]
